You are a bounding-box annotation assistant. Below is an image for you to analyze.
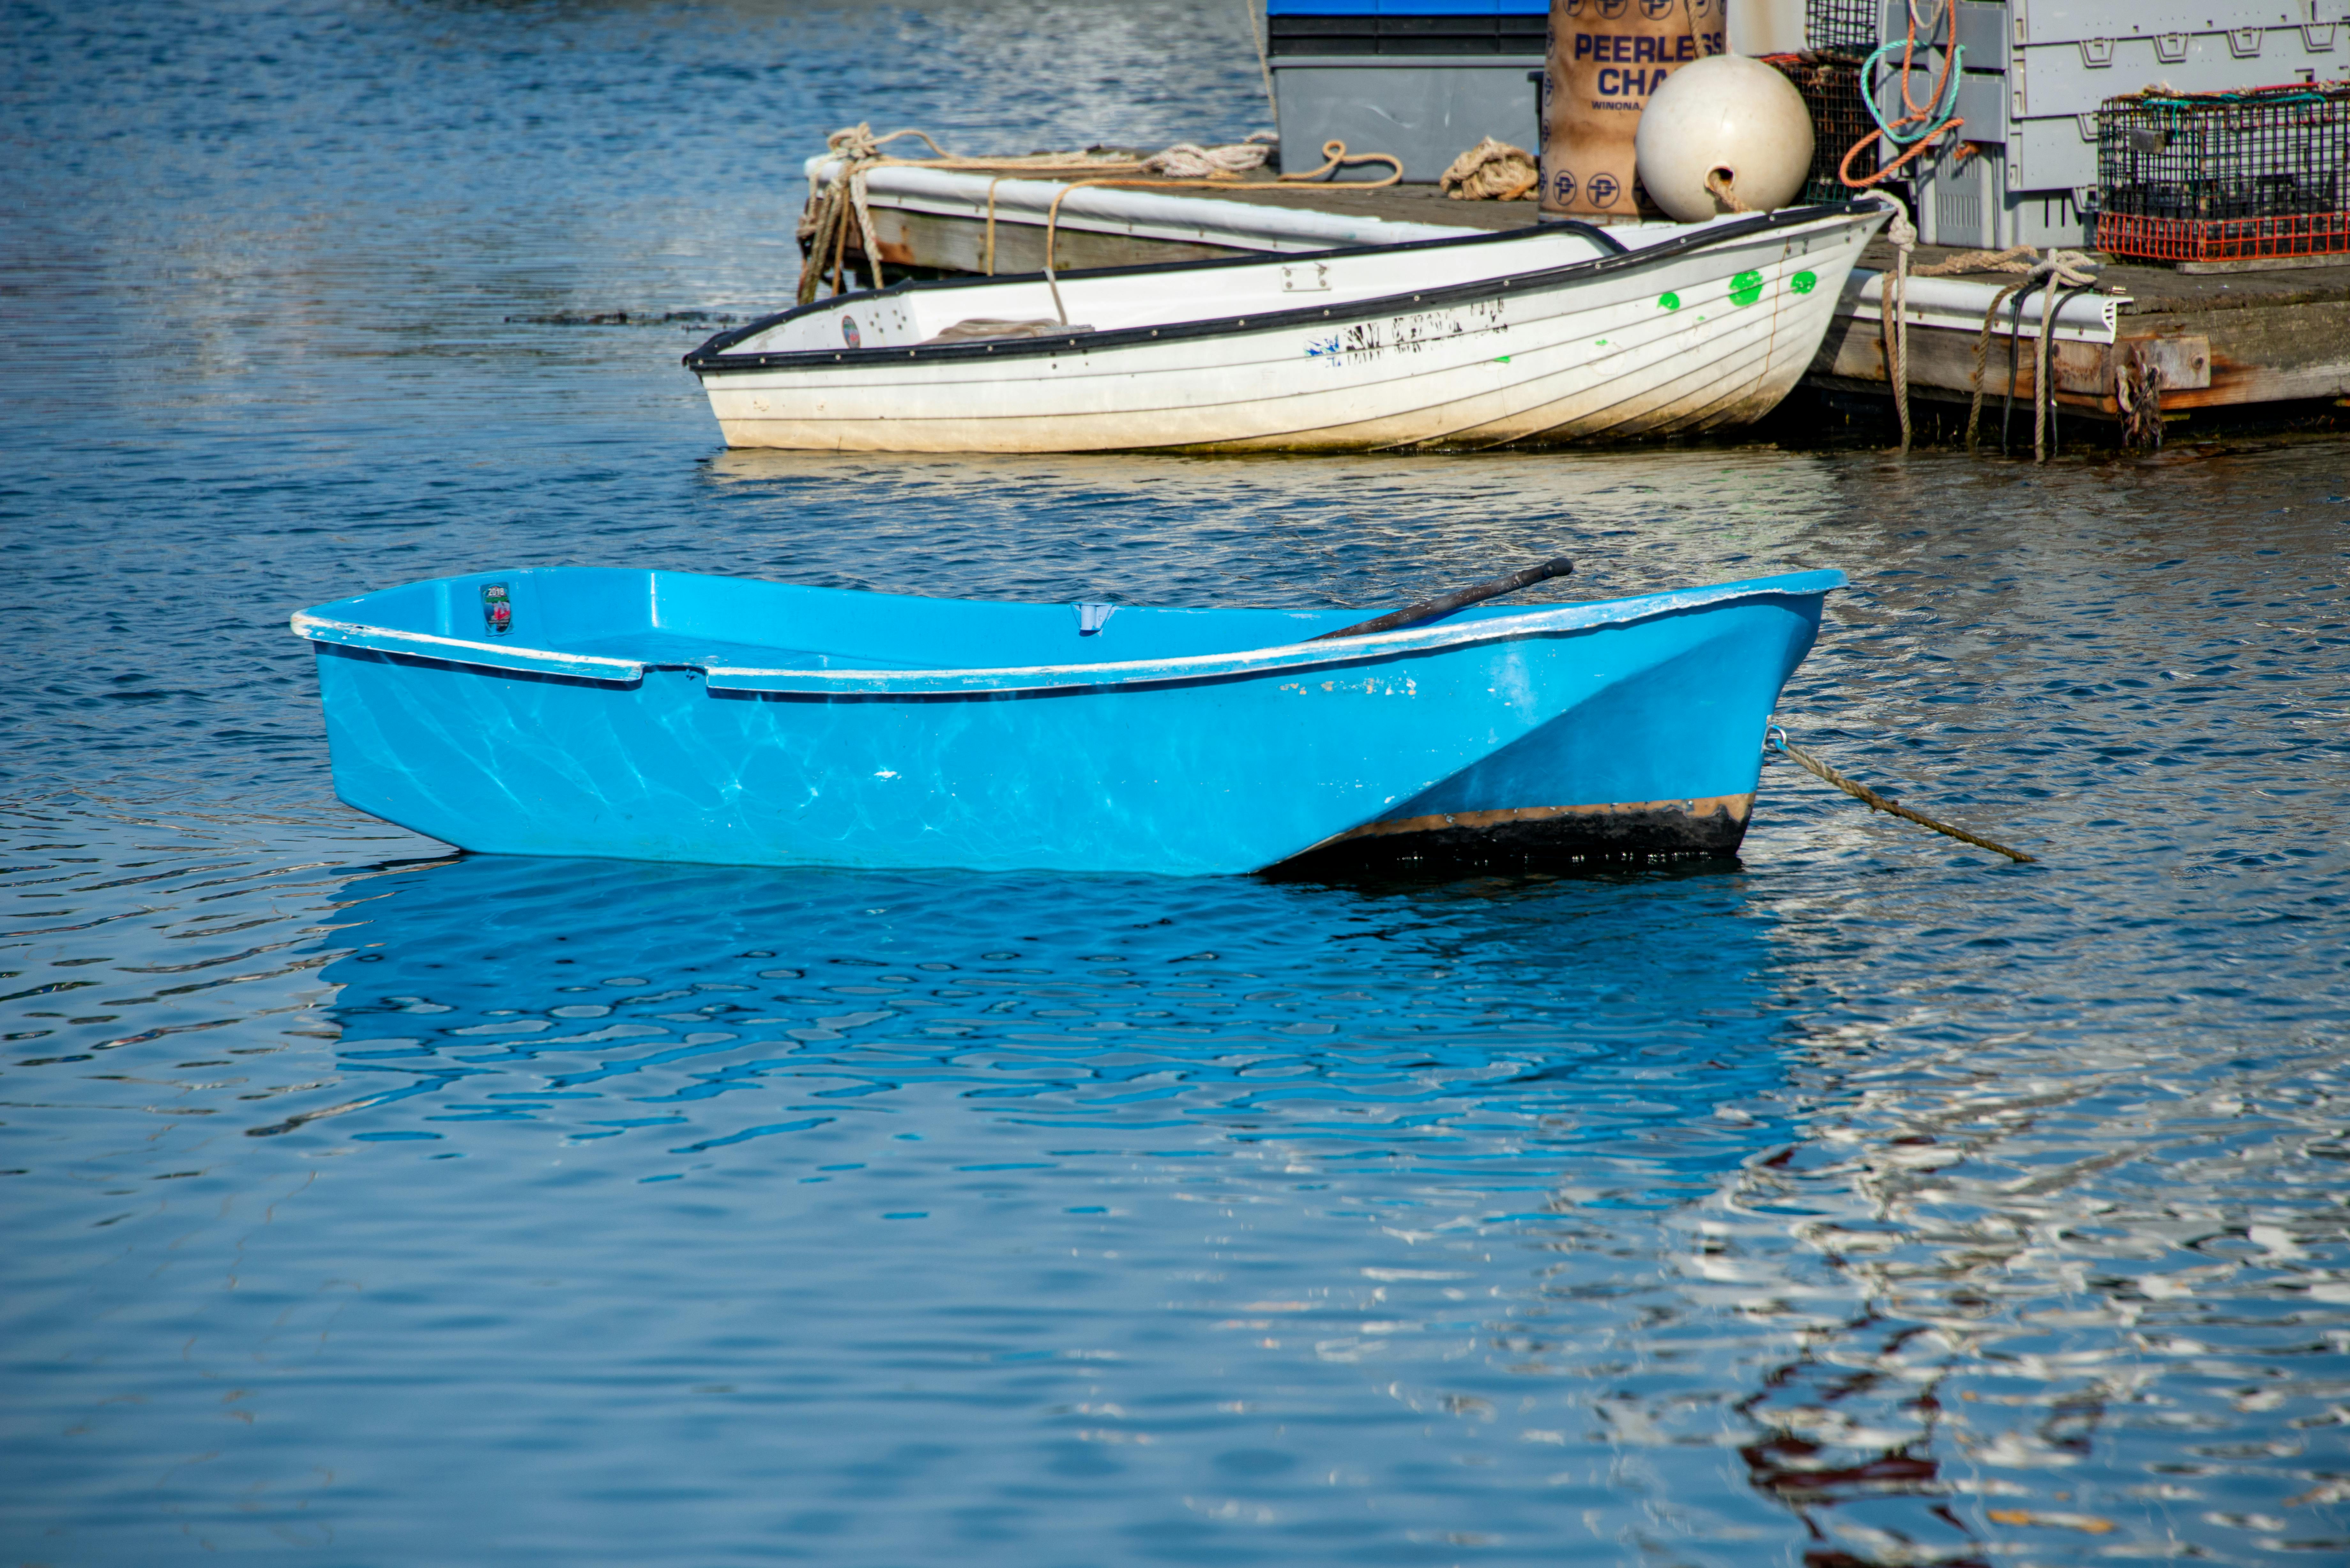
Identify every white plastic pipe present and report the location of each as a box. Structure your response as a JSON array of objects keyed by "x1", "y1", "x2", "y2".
[
  {"x1": 805, "y1": 157, "x2": 1476, "y2": 255},
  {"x1": 1839, "y1": 268, "x2": 2127, "y2": 345}
]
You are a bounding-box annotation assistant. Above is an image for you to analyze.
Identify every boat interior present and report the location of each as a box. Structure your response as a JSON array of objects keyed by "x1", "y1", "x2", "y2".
[
  {"x1": 304, "y1": 566, "x2": 1553, "y2": 674},
  {"x1": 715, "y1": 224, "x2": 1626, "y2": 357},
  {"x1": 704, "y1": 207, "x2": 1849, "y2": 360}
]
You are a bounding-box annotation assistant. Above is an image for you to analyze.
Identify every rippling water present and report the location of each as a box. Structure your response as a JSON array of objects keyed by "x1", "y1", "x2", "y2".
[{"x1": 6, "y1": 3, "x2": 2350, "y2": 1564}]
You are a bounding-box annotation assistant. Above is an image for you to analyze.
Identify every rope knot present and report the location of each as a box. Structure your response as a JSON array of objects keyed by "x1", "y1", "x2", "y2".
[
  {"x1": 1866, "y1": 189, "x2": 1917, "y2": 253},
  {"x1": 826, "y1": 122, "x2": 883, "y2": 162},
  {"x1": 2033, "y1": 248, "x2": 2100, "y2": 288}
]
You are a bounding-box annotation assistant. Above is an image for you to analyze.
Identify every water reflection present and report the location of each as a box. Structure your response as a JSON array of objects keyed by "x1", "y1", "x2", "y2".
[
  {"x1": 701, "y1": 446, "x2": 1847, "y2": 608},
  {"x1": 13, "y1": 809, "x2": 2348, "y2": 1562},
  {"x1": 299, "y1": 853, "x2": 1794, "y2": 1180},
  {"x1": 1694, "y1": 1022, "x2": 2350, "y2": 1564},
  {"x1": 307, "y1": 857, "x2": 2343, "y2": 1564}
]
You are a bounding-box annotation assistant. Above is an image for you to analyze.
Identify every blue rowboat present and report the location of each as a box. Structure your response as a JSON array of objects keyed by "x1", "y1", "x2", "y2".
[{"x1": 291, "y1": 567, "x2": 1840, "y2": 875}]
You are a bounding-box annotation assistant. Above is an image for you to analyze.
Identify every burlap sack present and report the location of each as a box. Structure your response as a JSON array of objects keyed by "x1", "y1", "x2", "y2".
[{"x1": 1539, "y1": 0, "x2": 1727, "y2": 220}]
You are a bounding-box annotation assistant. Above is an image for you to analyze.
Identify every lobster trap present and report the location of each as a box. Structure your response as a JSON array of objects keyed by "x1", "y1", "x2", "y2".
[
  {"x1": 1769, "y1": 53, "x2": 1876, "y2": 206},
  {"x1": 2097, "y1": 84, "x2": 2350, "y2": 263},
  {"x1": 1803, "y1": 0, "x2": 1878, "y2": 54}
]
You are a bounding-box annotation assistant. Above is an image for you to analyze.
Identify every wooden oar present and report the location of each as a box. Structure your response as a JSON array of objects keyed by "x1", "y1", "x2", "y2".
[{"x1": 1309, "y1": 557, "x2": 1575, "y2": 642}]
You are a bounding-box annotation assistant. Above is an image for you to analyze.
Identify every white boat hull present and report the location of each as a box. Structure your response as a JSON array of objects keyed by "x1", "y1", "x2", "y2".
[{"x1": 686, "y1": 206, "x2": 1885, "y2": 454}]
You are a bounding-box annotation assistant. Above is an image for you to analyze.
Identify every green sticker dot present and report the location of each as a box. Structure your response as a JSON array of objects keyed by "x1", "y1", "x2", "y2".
[
  {"x1": 1729, "y1": 270, "x2": 1764, "y2": 307},
  {"x1": 1789, "y1": 269, "x2": 1818, "y2": 295},
  {"x1": 1658, "y1": 291, "x2": 1681, "y2": 311}
]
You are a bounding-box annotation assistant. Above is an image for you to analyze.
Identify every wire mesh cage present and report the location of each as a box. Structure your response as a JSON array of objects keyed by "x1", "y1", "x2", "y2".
[
  {"x1": 1805, "y1": 0, "x2": 1878, "y2": 53},
  {"x1": 2097, "y1": 85, "x2": 2350, "y2": 261},
  {"x1": 1771, "y1": 55, "x2": 1875, "y2": 204}
]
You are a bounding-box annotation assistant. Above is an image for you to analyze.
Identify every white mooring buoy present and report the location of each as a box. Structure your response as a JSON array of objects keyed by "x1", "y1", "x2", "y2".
[{"x1": 1634, "y1": 54, "x2": 1815, "y2": 223}]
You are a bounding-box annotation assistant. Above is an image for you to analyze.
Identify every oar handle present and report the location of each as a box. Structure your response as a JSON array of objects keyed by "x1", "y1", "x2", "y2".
[{"x1": 1309, "y1": 557, "x2": 1574, "y2": 643}]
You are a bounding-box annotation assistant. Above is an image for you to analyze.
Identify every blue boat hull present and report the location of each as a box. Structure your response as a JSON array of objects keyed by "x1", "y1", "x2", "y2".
[{"x1": 296, "y1": 568, "x2": 1838, "y2": 876}]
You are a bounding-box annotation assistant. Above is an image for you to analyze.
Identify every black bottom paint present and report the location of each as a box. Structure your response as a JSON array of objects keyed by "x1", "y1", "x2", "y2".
[{"x1": 1268, "y1": 800, "x2": 1752, "y2": 879}]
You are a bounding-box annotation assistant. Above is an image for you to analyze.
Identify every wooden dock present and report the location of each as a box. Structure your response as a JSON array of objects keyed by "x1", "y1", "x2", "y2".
[{"x1": 840, "y1": 171, "x2": 2350, "y2": 444}]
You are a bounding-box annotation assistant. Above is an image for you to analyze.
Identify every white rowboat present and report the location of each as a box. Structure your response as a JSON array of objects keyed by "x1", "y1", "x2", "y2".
[{"x1": 684, "y1": 203, "x2": 1887, "y2": 454}]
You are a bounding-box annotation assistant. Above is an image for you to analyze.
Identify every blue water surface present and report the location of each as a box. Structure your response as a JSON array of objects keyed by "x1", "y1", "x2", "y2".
[{"x1": 5, "y1": 3, "x2": 2350, "y2": 1565}]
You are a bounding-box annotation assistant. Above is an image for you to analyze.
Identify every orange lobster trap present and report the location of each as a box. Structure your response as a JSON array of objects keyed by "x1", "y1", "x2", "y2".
[{"x1": 2096, "y1": 84, "x2": 2350, "y2": 264}]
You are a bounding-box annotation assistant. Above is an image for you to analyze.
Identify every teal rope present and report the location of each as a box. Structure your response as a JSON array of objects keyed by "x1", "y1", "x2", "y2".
[
  {"x1": 2136, "y1": 89, "x2": 2331, "y2": 109},
  {"x1": 1861, "y1": 39, "x2": 1966, "y2": 146}
]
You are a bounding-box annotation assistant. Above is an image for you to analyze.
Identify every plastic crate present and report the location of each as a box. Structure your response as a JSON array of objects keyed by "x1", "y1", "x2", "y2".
[{"x1": 2097, "y1": 84, "x2": 2349, "y2": 259}]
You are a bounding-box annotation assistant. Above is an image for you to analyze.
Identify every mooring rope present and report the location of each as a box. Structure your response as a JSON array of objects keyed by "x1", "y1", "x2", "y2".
[
  {"x1": 847, "y1": 166, "x2": 888, "y2": 293},
  {"x1": 1945, "y1": 248, "x2": 2098, "y2": 456},
  {"x1": 2000, "y1": 278, "x2": 2035, "y2": 455},
  {"x1": 1239, "y1": 0, "x2": 1276, "y2": 116},
  {"x1": 1767, "y1": 727, "x2": 2036, "y2": 863},
  {"x1": 2033, "y1": 273, "x2": 2059, "y2": 461},
  {"x1": 1862, "y1": 190, "x2": 1918, "y2": 454},
  {"x1": 1704, "y1": 168, "x2": 1753, "y2": 213},
  {"x1": 1965, "y1": 277, "x2": 2033, "y2": 453}
]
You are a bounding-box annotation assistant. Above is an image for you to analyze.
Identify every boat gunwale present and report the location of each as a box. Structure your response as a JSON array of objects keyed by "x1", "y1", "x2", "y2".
[
  {"x1": 291, "y1": 616, "x2": 650, "y2": 682},
  {"x1": 682, "y1": 202, "x2": 1880, "y2": 376},
  {"x1": 290, "y1": 569, "x2": 1845, "y2": 698}
]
